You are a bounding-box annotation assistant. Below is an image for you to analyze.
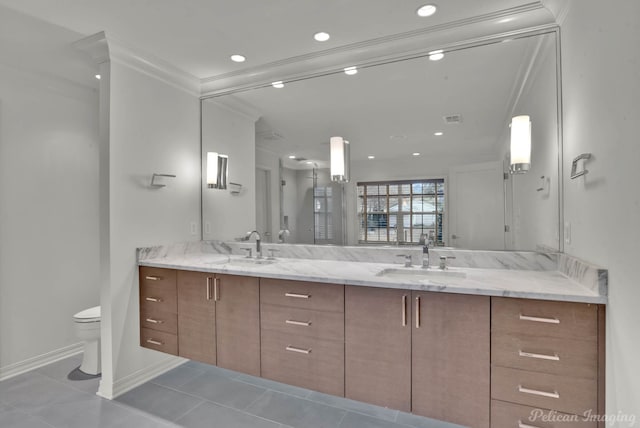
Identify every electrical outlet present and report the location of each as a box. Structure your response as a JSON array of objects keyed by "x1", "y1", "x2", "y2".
[
  {"x1": 564, "y1": 222, "x2": 571, "y2": 245},
  {"x1": 190, "y1": 222, "x2": 198, "y2": 235}
]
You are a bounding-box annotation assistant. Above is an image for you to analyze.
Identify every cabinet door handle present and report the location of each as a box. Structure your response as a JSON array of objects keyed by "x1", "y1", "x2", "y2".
[
  {"x1": 206, "y1": 277, "x2": 212, "y2": 300},
  {"x1": 518, "y1": 385, "x2": 560, "y2": 399},
  {"x1": 214, "y1": 278, "x2": 220, "y2": 301},
  {"x1": 415, "y1": 296, "x2": 421, "y2": 328},
  {"x1": 402, "y1": 295, "x2": 407, "y2": 326},
  {"x1": 519, "y1": 314, "x2": 560, "y2": 324},
  {"x1": 518, "y1": 421, "x2": 543, "y2": 428},
  {"x1": 285, "y1": 292, "x2": 310, "y2": 299},
  {"x1": 146, "y1": 338, "x2": 164, "y2": 346},
  {"x1": 145, "y1": 275, "x2": 161, "y2": 281},
  {"x1": 145, "y1": 318, "x2": 163, "y2": 324},
  {"x1": 285, "y1": 320, "x2": 311, "y2": 326},
  {"x1": 519, "y1": 350, "x2": 560, "y2": 361},
  {"x1": 145, "y1": 297, "x2": 163, "y2": 303},
  {"x1": 286, "y1": 345, "x2": 311, "y2": 354}
]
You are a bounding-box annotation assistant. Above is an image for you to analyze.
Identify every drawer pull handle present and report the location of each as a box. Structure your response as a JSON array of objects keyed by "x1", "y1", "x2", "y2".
[
  {"x1": 285, "y1": 320, "x2": 311, "y2": 326},
  {"x1": 145, "y1": 297, "x2": 163, "y2": 303},
  {"x1": 518, "y1": 421, "x2": 543, "y2": 428},
  {"x1": 286, "y1": 345, "x2": 311, "y2": 354},
  {"x1": 519, "y1": 314, "x2": 560, "y2": 324},
  {"x1": 519, "y1": 350, "x2": 560, "y2": 361},
  {"x1": 214, "y1": 277, "x2": 220, "y2": 301},
  {"x1": 206, "y1": 277, "x2": 212, "y2": 300},
  {"x1": 415, "y1": 296, "x2": 421, "y2": 328},
  {"x1": 146, "y1": 339, "x2": 164, "y2": 346},
  {"x1": 402, "y1": 295, "x2": 407, "y2": 326},
  {"x1": 285, "y1": 293, "x2": 310, "y2": 299},
  {"x1": 145, "y1": 276, "x2": 161, "y2": 281},
  {"x1": 145, "y1": 318, "x2": 163, "y2": 324},
  {"x1": 518, "y1": 385, "x2": 560, "y2": 399}
]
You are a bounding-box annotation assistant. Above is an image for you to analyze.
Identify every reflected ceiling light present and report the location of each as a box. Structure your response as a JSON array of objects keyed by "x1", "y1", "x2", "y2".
[
  {"x1": 288, "y1": 155, "x2": 296, "y2": 159},
  {"x1": 330, "y1": 136, "x2": 350, "y2": 183},
  {"x1": 230, "y1": 54, "x2": 246, "y2": 62},
  {"x1": 412, "y1": 152, "x2": 421, "y2": 156},
  {"x1": 429, "y1": 49, "x2": 444, "y2": 61},
  {"x1": 306, "y1": 161, "x2": 314, "y2": 165},
  {"x1": 344, "y1": 66, "x2": 358, "y2": 76},
  {"x1": 314, "y1": 32, "x2": 330, "y2": 42},
  {"x1": 95, "y1": 74, "x2": 101, "y2": 80},
  {"x1": 272, "y1": 81, "x2": 284, "y2": 89},
  {"x1": 416, "y1": 4, "x2": 437, "y2": 17},
  {"x1": 207, "y1": 152, "x2": 229, "y2": 190},
  {"x1": 368, "y1": 155, "x2": 376, "y2": 159},
  {"x1": 434, "y1": 131, "x2": 444, "y2": 136},
  {"x1": 498, "y1": 17, "x2": 514, "y2": 24},
  {"x1": 510, "y1": 115, "x2": 531, "y2": 174}
]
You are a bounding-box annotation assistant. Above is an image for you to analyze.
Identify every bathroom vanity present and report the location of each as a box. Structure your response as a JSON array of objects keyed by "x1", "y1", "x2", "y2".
[{"x1": 138, "y1": 245, "x2": 606, "y2": 428}]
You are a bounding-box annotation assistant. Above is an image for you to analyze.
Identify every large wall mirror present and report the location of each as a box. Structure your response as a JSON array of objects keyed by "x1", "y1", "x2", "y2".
[{"x1": 201, "y1": 28, "x2": 562, "y2": 251}]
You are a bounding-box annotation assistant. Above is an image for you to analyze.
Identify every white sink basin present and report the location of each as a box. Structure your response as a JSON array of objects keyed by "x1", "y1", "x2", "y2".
[{"x1": 376, "y1": 268, "x2": 467, "y2": 281}]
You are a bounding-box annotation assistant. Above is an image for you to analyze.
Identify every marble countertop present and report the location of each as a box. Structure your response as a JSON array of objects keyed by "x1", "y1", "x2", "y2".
[{"x1": 139, "y1": 252, "x2": 606, "y2": 304}]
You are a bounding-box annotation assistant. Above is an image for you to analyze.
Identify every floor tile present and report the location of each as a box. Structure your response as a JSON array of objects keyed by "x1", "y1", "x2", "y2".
[
  {"x1": 115, "y1": 382, "x2": 203, "y2": 422},
  {"x1": 178, "y1": 372, "x2": 267, "y2": 410},
  {"x1": 151, "y1": 364, "x2": 205, "y2": 389},
  {"x1": 35, "y1": 354, "x2": 101, "y2": 394},
  {"x1": 176, "y1": 401, "x2": 281, "y2": 428},
  {"x1": 395, "y1": 411, "x2": 465, "y2": 428},
  {"x1": 181, "y1": 360, "x2": 239, "y2": 378},
  {"x1": 339, "y1": 412, "x2": 409, "y2": 428},
  {"x1": 246, "y1": 390, "x2": 347, "y2": 428},
  {"x1": 308, "y1": 391, "x2": 398, "y2": 422},
  {"x1": 234, "y1": 373, "x2": 313, "y2": 399},
  {"x1": 0, "y1": 409, "x2": 54, "y2": 428},
  {"x1": 0, "y1": 372, "x2": 89, "y2": 413}
]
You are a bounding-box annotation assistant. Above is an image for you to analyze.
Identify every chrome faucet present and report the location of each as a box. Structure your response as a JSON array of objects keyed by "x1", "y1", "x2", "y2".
[
  {"x1": 242, "y1": 230, "x2": 262, "y2": 258},
  {"x1": 278, "y1": 229, "x2": 290, "y2": 243},
  {"x1": 397, "y1": 254, "x2": 413, "y2": 267},
  {"x1": 419, "y1": 233, "x2": 430, "y2": 268}
]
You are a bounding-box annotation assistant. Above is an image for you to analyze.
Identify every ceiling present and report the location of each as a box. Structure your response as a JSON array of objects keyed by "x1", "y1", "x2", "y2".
[
  {"x1": 209, "y1": 32, "x2": 554, "y2": 167},
  {"x1": 0, "y1": 0, "x2": 540, "y2": 79}
]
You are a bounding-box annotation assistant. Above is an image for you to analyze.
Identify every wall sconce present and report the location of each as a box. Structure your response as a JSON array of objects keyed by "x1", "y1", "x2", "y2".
[
  {"x1": 207, "y1": 152, "x2": 228, "y2": 189},
  {"x1": 510, "y1": 115, "x2": 531, "y2": 174},
  {"x1": 330, "y1": 136, "x2": 350, "y2": 182}
]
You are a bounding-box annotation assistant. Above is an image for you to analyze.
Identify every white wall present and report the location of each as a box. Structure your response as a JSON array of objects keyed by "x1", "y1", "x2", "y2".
[
  {"x1": 281, "y1": 167, "x2": 299, "y2": 242},
  {"x1": 552, "y1": 0, "x2": 640, "y2": 420},
  {"x1": 100, "y1": 58, "x2": 201, "y2": 397},
  {"x1": 202, "y1": 100, "x2": 256, "y2": 241},
  {"x1": 255, "y1": 147, "x2": 281, "y2": 243},
  {"x1": 0, "y1": 7, "x2": 100, "y2": 378}
]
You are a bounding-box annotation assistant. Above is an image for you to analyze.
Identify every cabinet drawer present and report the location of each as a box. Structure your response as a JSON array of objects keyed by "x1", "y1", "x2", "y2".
[
  {"x1": 492, "y1": 298, "x2": 598, "y2": 341},
  {"x1": 260, "y1": 279, "x2": 344, "y2": 313},
  {"x1": 140, "y1": 267, "x2": 177, "y2": 313},
  {"x1": 140, "y1": 306, "x2": 178, "y2": 335},
  {"x1": 261, "y1": 330, "x2": 344, "y2": 396},
  {"x1": 491, "y1": 366, "x2": 596, "y2": 416},
  {"x1": 140, "y1": 328, "x2": 178, "y2": 356},
  {"x1": 492, "y1": 333, "x2": 597, "y2": 379},
  {"x1": 260, "y1": 303, "x2": 344, "y2": 341},
  {"x1": 492, "y1": 400, "x2": 597, "y2": 428}
]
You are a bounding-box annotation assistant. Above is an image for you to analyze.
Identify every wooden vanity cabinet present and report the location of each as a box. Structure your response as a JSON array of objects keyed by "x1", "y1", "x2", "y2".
[
  {"x1": 345, "y1": 286, "x2": 412, "y2": 411},
  {"x1": 139, "y1": 267, "x2": 178, "y2": 355},
  {"x1": 412, "y1": 291, "x2": 490, "y2": 428},
  {"x1": 176, "y1": 271, "x2": 260, "y2": 375}
]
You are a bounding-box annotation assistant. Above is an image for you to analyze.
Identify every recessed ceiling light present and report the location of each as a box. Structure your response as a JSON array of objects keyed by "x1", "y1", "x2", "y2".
[
  {"x1": 230, "y1": 54, "x2": 246, "y2": 63},
  {"x1": 314, "y1": 32, "x2": 330, "y2": 42},
  {"x1": 434, "y1": 131, "x2": 444, "y2": 136},
  {"x1": 368, "y1": 155, "x2": 376, "y2": 159},
  {"x1": 412, "y1": 152, "x2": 421, "y2": 156},
  {"x1": 95, "y1": 74, "x2": 101, "y2": 80},
  {"x1": 306, "y1": 161, "x2": 314, "y2": 164},
  {"x1": 429, "y1": 50, "x2": 444, "y2": 61},
  {"x1": 272, "y1": 81, "x2": 284, "y2": 89},
  {"x1": 288, "y1": 155, "x2": 296, "y2": 159},
  {"x1": 344, "y1": 66, "x2": 358, "y2": 76},
  {"x1": 416, "y1": 4, "x2": 437, "y2": 17}
]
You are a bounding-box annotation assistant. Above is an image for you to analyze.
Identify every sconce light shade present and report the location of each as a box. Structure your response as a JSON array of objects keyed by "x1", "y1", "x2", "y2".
[
  {"x1": 510, "y1": 115, "x2": 531, "y2": 174},
  {"x1": 207, "y1": 152, "x2": 228, "y2": 189},
  {"x1": 330, "y1": 136, "x2": 350, "y2": 182}
]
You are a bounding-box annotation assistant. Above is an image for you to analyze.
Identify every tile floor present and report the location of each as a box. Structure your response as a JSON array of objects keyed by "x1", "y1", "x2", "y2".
[{"x1": 0, "y1": 354, "x2": 463, "y2": 428}]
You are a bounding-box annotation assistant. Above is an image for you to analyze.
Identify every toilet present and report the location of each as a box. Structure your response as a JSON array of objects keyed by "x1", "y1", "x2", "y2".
[{"x1": 73, "y1": 306, "x2": 101, "y2": 375}]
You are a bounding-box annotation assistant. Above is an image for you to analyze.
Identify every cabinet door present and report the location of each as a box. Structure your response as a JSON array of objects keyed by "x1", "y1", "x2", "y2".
[
  {"x1": 345, "y1": 286, "x2": 411, "y2": 412},
  {"x1": 177, "y1": 270, "x2": 216, "y2": 365},
  {"x1": 215, "y1": 274, "x2": 260, "y2": 376},
  {"x1": 412, "y1": 291, "x2": 490, "y2": 428}
]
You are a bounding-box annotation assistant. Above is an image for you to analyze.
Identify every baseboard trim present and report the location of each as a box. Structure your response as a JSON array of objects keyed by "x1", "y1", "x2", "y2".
[
  {"x1": 99, "y1": 355, "x2": 187, "y2": 400},
  {"x1": 0, "y1": 343, "x2": 84, "y2": 381}
]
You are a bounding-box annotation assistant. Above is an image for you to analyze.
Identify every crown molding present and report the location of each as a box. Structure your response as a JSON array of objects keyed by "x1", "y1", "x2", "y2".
[
  {"x1": 74, "y1": 32, "x2": 200, "y2": 96},
  {"x1": 201, "y1": 2, "x2": 555, "y2": 96},
  {"x1": 204, "y1": 95, "x2": 262, "y2": 123}
]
